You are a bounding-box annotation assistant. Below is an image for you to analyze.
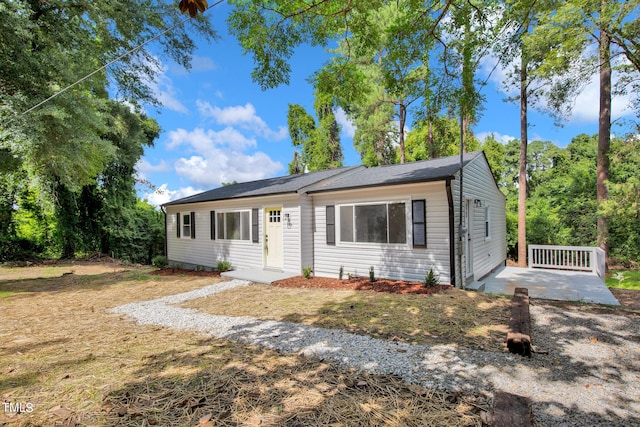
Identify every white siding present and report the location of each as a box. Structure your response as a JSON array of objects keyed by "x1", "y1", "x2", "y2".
[
  {"x1": 282, "y1": 200, "x2": 301, "y2": 273},
  {"x1": 312, "y1": 183, "x2": 452, "y2": 283},
  {"x1": 455, "y1": 154, "x2": 507, "y2": 282},
  {"x1": 165, "y1": 194, "x2": 302, "y2": 272},
  {"x1": 300, "y1": 195, "x2": 314, "y2": 270}
]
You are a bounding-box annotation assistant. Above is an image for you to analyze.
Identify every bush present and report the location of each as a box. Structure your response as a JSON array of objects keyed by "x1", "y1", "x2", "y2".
[
  {"x1": 302, "y1": 266, "x2": 313, "y2": 279},
  {"x1": 369, "y1": 266, "x2": 376, "y2": 282},
  {"x1": 339, "y1": 265, "x2": 344, "y2": 280},
  {"x1": 152, "y1": 255, "x2": 168, "y2": 269},
  {"x1": 424, "y1": 267, "x2": 440, "y2": 287},
  {"x1": 217, "y1": 260, "x2": 232, "y2": 272}
]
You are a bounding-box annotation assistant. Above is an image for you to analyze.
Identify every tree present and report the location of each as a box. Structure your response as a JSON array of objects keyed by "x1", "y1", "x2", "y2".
[
  {"x1": 527, "y1": 0, "x2": 640, "y2": 268},
  {"x1": 286, "y1": 91, "x2": 343, "y2": 173}
]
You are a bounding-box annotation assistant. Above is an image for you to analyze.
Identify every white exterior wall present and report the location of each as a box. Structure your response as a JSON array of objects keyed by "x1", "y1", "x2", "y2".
[
  {"x1": 312, "y1": 182, "x2": 452, "y2": 283},
  {"x1": 299, "y1": 194, "x2": 314, "y2": 271},
  {"x1": 464, "y1": 155, "x2": 507, "y2": 279},
  {"x1": 165, "y1": 194, "x2": 302, "y2": 272},
  {"x1": 452, "y1": 155, "x2": 507, "y2": 284}
]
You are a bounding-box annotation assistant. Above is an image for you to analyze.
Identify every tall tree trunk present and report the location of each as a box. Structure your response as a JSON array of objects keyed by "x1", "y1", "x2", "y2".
[
  {"x1": 427, "y1": 119, "x2": 434, "y2": 158},
  {"x1": 518, "y1": 55, "x2": 528, "y2": 267},
  {"x1": 398, "y1": 104, "x2": 406, "y2": 164},
  {"x1": 598, "y1": 24, "x2": 611, "y2": 270}
]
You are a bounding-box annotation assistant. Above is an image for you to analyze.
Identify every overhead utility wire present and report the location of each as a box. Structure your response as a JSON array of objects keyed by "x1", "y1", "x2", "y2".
[{"x1": 2, "y1": 0, "x2": 223, "y2": 128}]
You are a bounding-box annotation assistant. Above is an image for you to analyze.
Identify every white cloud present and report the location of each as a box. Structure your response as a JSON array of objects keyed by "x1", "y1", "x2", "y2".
[
  {"x1": 196, "y1": 101, "x2": 288, "y2": 140},
  {"x1": 567, "y1": 74, "x2": 632, "y2": 123},
  {"x1": 138, "y1": 55, "x2": 188, "y2": 113},
  {"x1": 476, "y1": 131, "x2": 517, "y2": 145},
  {"x1": 335, "y1": 107, "x2": 356, "y2": 138},
  {"x1": 136, "y1": 159, "x2": 170, "y2": 174},
  {"x1": 143, "y1": 184, "x2": 203, "y2": 207},
  {"x1": 165, "y1": 127, "x2": 283, "y2": 187},
  {"x1": 168, "y1": 55, "x2": 218, "y2": 76}
]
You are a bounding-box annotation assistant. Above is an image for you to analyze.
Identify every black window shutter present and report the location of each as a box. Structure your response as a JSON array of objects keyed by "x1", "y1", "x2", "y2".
[
  {"x1": 412, "y1": 200, "x2": 426, "y2": 248},
  {"x1": 190, "y1": 212, "x2": 196, "y2": 239},
  {"x1": 176, "y1": 212, "x2": 181, "y2": 238},
  {"x1": 252, "y1": 208, "x2": 259, "y2": 243},
  {"x1": 210, "y1": 211, "x2": 215, "y2": 240},
  {"x1": 326, "y1": 205, "x2": 335, "y2": 245}
]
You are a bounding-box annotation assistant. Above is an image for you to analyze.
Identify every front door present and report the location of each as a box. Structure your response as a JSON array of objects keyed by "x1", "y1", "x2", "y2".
[
  {"x1": 465, "y1": 199, "x2": 474, "y2": 279},
  {"x1": 264, "y1": 207, "x2": 283, "y2": 269}
]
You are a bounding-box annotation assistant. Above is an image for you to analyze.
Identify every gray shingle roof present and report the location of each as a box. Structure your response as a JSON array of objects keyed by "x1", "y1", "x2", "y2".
[
  {"x1": 306, "y1": 151, "x2": 482, "y2": 194},
  {"x1": 163, "y1": 152, "x2": 482, "y2": 206},
  {"x1": 163, "y1": 166, "x2": 361, "y2": 206}
]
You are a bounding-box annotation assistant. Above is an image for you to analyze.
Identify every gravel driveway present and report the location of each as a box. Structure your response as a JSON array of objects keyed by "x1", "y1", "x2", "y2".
[{"x1": 113, "y1": 279, "x2": 640, "y2": 426}]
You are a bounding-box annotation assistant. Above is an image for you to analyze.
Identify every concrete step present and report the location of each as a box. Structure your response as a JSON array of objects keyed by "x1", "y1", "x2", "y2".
[{"x1": 467, "y1": 281, "x2": 485, "y2": 292}]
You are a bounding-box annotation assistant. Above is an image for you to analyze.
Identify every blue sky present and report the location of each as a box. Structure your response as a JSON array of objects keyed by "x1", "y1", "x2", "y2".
[{"x1": 137, "y1": 4, "x2": 635, "y2": 206}]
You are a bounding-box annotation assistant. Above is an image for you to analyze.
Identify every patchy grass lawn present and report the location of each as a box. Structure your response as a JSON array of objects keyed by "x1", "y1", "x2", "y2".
[
  {"x1": 607, "y1": 269, "x2": 640, "y2": 290},
  {"x1": 183, "y1": 284, "x2": 511, "y2": 352},
  {"x1": 0, "y1": 262, "x2": 486, "y2": 426}
]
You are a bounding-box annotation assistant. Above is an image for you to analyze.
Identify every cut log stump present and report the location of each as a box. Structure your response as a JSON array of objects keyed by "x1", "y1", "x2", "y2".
[
  {"x1": 507, "y1": 287, "x2": 531, "y2": 357},
  {"x1": 488, "y1": 391, "x2": 533, "y2": 427}
]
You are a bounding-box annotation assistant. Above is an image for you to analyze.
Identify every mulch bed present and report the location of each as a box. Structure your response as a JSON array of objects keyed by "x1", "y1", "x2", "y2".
[{"x1": 274, "y1": 275, "x2": 452, "y2": 295}]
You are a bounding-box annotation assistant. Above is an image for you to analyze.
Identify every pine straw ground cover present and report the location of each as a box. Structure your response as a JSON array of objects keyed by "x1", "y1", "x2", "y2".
[
  {"x1": 0, "y1": 262, "x2": 488, "y2": 426},
  {"x1": 183, "y1": 280, "x2": 512, "y2": 352}
]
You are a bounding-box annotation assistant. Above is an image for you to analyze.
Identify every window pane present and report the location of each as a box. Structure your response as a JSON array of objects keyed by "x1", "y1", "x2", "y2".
[
  {"x1": 225, "y1": 212, "x2": 241, "y2": 240},
  {"x1": 388, "y1": 203, "x2": 406, "y2": 243},
  {"x1": 413, "y1": 224, "x2": 426, "y2": 246},
  {"x1": 241, "y1": 211, "x2": 250, "y2": 240},
  {"x1": 182, "y1": 214, "x2": 191, "y2": 238},
  {"x1": 355, "y1": 205, "x2": 387, "y2": 243},
  {"x1": 217, "y1": 213, "x2": 224, "y2": 239},
  {"x1": 339, "y1": 205, "x2": 354, "y2": 242}
]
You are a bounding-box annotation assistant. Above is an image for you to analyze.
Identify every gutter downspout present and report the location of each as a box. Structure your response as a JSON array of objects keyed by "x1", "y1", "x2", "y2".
[
  {"x1": 161, "y1": 205, "x2": 168, "y2": 257},
  {"x1": 446, "y1": 178, "x2": 456, "y2": 287},
  {"x1": 458, "y1": 114, "x2": 465, "y2": 289}
]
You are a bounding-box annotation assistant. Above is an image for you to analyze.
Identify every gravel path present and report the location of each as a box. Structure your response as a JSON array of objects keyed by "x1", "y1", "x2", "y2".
[{"x1": 112, "y1": 279, "x2": 640, "y2": 426}]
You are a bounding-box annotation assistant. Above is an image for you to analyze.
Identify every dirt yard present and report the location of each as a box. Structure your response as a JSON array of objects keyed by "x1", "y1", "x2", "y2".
[{"x1": 0, "y1": 261, "x2": 487, "y2": 426}]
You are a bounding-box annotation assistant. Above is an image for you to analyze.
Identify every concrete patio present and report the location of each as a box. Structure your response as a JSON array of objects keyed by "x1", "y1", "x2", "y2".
[
  {"x1": 470, "y1": 266, "x2": 620, "y2": 306},
  {"x1": 221, "y1": 268, "x2": 298, "y2": 284}
]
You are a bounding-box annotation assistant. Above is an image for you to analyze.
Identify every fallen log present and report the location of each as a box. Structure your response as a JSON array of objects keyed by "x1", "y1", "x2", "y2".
[{"x1": 507, "y1": 287, "x2": 531, "y2": 357}]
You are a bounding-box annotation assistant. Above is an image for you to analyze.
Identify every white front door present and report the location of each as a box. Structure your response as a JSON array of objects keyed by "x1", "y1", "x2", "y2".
[
  {"x1": 264, "y1": 207, "x2": 283, "y2": 269},
  {"x1": 465, "y1": 199, "x2": 474, "y2": 279}
]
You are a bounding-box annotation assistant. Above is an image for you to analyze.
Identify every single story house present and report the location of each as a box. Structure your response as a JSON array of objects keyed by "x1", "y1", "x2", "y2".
[{"x1": 163, "y1": 151, "x2": 506, "y2": 286}]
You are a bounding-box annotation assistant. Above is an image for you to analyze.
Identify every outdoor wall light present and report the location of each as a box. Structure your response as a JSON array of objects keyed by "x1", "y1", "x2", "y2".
[
  {"x1": 474, "y1": 199, "x2": 483, "y2": 208},
  {"x1": 284, "y1": 213, "x2": 292, "y2": 228}
]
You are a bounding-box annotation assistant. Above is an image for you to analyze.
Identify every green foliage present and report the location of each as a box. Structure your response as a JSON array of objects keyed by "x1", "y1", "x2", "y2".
[
  {"x1": 287, "y1": 98, "x2": 343, "y2": 173},
  {"x1": 606, "y1": 270, "x2": 640, "y2": 290},
  {"x1": 217, "y1": 260, "x2": 232, "y2": 273},
  {"x1": 152, "y1": 255, "x2": 169, "y2": 269},
  {"x1": 339, "y1": 265, "x2": 344, "y2": 280},
  {"x1": 424, "y1": 267, "x2": 440, "y2": 288},
  {"x1": 369, "y1": 266, "x2": 376, "y2": 282},
  {"x1": 302, "y1": 266, "x2": 313, "y2": 279}
]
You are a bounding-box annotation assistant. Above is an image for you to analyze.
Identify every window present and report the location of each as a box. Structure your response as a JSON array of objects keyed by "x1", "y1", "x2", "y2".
[
  {"x1": 484, "y1": 206, "x2": 491, "y2": 239},
  {"x1": 216, "y1": 210, "x2": 251, "y2": 241},
  {"x1": 412, "y1": 200, "x2": 426, "y2": 248},
  {"x1": 339, "y1": 202, "x2": 406, "y2": 244},
  {"x1": 178, "y1": 212, "x2": 195, "y2": 239}
]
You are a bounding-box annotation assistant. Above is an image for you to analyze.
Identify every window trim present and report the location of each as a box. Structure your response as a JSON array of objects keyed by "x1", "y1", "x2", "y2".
[
  {"x1": 215, "y1": 209, "x2": 253, "y2": 242},
  {"x1": 412, "y1": 199, "x2": 427, "y2": 248},
  {"x1": 336, "y1": 200, "x2": 409, "y2": 247},
  {"x1": 179, "y1": 212, "x2": 194, "y2": 239}
]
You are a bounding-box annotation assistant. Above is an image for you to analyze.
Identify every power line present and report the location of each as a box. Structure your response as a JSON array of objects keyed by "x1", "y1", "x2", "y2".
[{"x1": 1, "y1": 1, "x2": 223, "y2": 128}]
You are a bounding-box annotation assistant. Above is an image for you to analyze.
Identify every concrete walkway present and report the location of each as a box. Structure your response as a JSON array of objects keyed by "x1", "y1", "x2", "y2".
[
  {"x1": 221, "y1": 268, "x2": 298, "y2": 284},
  {"x1": 472, "y1": 266, "x2": 619, "y2": 305}
]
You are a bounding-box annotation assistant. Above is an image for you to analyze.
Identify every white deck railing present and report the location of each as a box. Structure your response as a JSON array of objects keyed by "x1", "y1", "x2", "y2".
[{"x1": 528, "y1": 245, "x2": 606, "y2": 281}]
